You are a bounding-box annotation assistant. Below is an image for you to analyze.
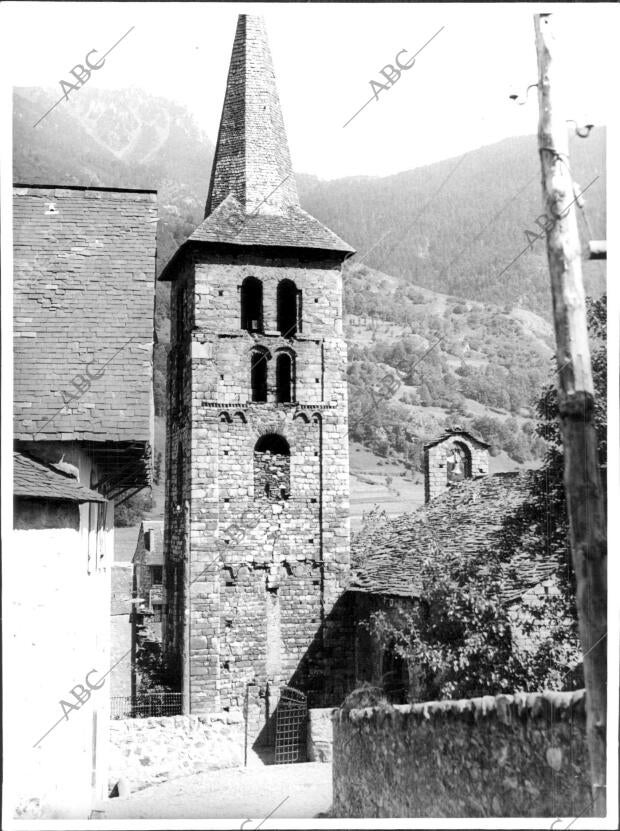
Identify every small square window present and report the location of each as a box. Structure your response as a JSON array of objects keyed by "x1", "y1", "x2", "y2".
[
  {"x1": 315, "y1": 378, "x2": 319, "y2": 383},
  {"x1": 314, "y1": 298, "x2": 318, "y2": 303},
  {"x1": 218, "y1": 290, "x2": 224, "y2": 296},
  {"x1": 224, "y1": 450, "x2": 229, "y2": 456},
  {"x1": 224, "y1": 497, "x2": 230, "y2": 502},
  {"x1": 220, "y1": 374, "x2": 225, "y2": 380}
]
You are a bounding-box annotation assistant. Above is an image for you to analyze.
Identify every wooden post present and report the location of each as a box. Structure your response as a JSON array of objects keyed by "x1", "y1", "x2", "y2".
[{"x1": 534, "y1": 13, "x2": 607, "y2": 815}]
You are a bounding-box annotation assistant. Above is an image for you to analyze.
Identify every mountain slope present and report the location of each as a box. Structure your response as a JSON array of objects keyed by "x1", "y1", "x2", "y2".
[
  {"x1": 298, "y1": 131, "x2": 606, "y2": 314},
  {"x1": 13, "y1": 87, "x2": 605, "y2": 476}
]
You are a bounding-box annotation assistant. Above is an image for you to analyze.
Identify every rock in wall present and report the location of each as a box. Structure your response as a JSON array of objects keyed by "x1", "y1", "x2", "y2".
[{"x1": 332, "y1": 690, "x2": 591, "y2": 818}]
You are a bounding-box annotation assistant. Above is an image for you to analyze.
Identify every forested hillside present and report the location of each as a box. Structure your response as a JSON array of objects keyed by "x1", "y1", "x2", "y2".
[
  {"x1": 298, "y1": 131, "x2": 606, "y2": 315},
  {"x1": 14, "y1": 87, "x2": 606, "y2": 473}
]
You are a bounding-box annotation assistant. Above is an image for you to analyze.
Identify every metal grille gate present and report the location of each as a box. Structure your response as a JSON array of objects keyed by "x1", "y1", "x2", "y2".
[{"x1": 274, "y1": 686, "x2": 307, "y2": 764}]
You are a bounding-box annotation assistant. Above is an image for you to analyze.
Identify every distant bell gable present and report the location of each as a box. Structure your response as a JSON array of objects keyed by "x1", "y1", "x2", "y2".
[{"x1": 423, "y1": 429, "x2": 490, "y2": 503}]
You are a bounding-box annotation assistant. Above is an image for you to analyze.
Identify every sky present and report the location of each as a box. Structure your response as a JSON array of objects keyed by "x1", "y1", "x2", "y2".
[{"x1": 1, "y1": 1, "x2": 617, "y2": 179}]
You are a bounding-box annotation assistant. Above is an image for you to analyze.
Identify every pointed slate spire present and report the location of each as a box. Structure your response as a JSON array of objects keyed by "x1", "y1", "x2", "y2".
[
  {"x1": 205, "y1": 15, "x2": 299, "y2": 217},
  {"x1": 159, "y1": 14, "x2": 354, "y2": 280}
]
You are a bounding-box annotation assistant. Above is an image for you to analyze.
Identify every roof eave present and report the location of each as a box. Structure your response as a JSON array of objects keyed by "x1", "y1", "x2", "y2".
[{"x1": 159, "y1": 238, "x2": 355, "y2": 282}]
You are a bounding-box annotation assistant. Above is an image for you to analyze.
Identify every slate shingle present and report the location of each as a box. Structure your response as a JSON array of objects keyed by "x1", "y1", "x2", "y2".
[
  {"x1": 14, "y1": 451, "x2": 107, "y2": 502},
  {"x1": 350, "y1": 472, "x2": 557, "y2": 603},
  {"x1": 13, "y1": 185, "x2": 157, "y2": 443}
]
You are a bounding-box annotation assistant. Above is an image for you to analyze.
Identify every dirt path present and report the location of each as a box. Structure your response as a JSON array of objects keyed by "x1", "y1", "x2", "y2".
[{"x1": 97, "y1": 762, "x2": 332, "y2": 820}]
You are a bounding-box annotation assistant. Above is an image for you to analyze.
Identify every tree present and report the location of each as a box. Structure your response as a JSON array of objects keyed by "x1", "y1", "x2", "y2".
[
  {"x1": 115, "y1": 490, "x2": 154, "y2": 527},
  {"x1": 529, "y1": 294, "x2": 606, "y2": 593},
  {"x1": 363, "y1": 538, "x2": 581, "y2": 701},
  {"x1": 360, "y1": 296, "x2": 606, "y2": 700}
]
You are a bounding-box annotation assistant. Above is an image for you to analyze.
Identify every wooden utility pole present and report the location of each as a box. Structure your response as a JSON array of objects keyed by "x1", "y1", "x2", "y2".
[{"x1": 534, "y1": 13, "x2": 607, "y2": 816}]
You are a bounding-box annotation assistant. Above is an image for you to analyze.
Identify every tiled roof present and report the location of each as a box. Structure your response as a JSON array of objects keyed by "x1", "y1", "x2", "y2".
[
  {"x1": 350, "y1": 472, "x2": 557, "y2": 603},
  {"x1": 14, "y1": 451, "x2": 106, "y2": 503},
  {"x1": 13, "y1": 185, "x2": 156, "y2": 443},
  {"x1": 111, "y1": 563, "x2": 133, "y2": 615},
  {"x1": 193, "y1": 196, "x2": 352, "y2": 252},
  {"x1": 159, "y1": 199, "x2": 353, "y2": 280}
]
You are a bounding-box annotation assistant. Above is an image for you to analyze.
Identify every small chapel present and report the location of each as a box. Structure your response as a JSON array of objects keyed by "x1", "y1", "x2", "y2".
[{"x1": 160, "y1": 14, "x2": 356, "y2": 743}]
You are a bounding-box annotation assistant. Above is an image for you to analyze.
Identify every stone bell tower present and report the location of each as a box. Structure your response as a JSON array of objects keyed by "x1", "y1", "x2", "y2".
[{"x1": 160, "y1": 15, "x2": 355, "y2": 733}]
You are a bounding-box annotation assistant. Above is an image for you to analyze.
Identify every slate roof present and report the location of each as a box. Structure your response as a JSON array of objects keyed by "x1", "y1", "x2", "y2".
[
  {"x1": 111, "y1": 563, "x2": 134, "y2": 615},
  {"x1": 350, "y1": 472, "x2": 557, "y2": 604},
  {"x1": 13, "y1": 184, "x2": 156, "y2": 444},
  {"x1": 424, "y1": 428, "x2": 490, "y2": 449},
  {"x1": 159, "y1": 15, "x2": 353, "y2": 280},
  {"x1": 14, "y1": 451, "x2": 106, "y2": 503}
]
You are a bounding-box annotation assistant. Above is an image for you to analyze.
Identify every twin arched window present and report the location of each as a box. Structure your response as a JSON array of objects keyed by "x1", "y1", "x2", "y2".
[
  {"x1": 250, "y1": 348, "x2": 295, "y2": 403},
  {"x1": 240, "y1": 276, "x2": 302, "y2": 336}
]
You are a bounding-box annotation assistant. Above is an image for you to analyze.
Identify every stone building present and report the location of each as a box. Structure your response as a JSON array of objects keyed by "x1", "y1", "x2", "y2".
[
  {"x1": 424, "y1": 429, "x2": 490, "y2": 503},
  {"x1": 160, "y1": 14, "x2": 355, "y2": 741},
  {"x1": 11, "y1": 183, "x2": 156, "y2": 817},
  {"x1": 350, "y1": 470, "x2": 567, "y2": 702},
  {"x1": 133, "y1": 520, "x2": 165, "y2": 635}
]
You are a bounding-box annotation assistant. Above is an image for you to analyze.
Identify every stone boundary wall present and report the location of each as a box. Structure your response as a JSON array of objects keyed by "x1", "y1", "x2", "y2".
[
  {"x1": 332, "y1": 690, "x2": 591, "y2": 818},
  {"x1": 109, "y1": 712, "x2": 245, "y2": 792}
]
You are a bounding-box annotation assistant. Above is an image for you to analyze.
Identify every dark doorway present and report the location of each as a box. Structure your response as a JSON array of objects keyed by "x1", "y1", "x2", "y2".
[{"x1": 382, "y1": 646, "x2": 409, "y2": 704}]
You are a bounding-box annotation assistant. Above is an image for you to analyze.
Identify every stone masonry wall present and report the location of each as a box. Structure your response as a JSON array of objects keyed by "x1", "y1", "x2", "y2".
[
  {"x1": 164, "y1": 251, "x2": 353, "y2": 731},
  {"x1": 332, "y1": 690, "x2": 591, "y2": 818},
  {"x1": 108, "y1": 712, "x2": 245, "y2": 792}
]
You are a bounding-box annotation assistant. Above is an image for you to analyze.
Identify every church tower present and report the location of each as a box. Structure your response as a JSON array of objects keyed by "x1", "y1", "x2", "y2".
[{"x1": 160, "y1": 15, "x2": 354, "y2": 736}]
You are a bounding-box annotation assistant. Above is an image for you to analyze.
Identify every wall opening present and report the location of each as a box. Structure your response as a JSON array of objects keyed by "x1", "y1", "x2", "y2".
[
  {"x1": 241, "y1": 276, "x2": 263, "y2": 333},
  {"x1": 446, "y1": 441, "x2": 472, "y2": 484},
  {"x1": 382, "y1": 645, "x2": 409, "y2": 704},
  {"x1": 277, "y1": 279, "x2": 301, "y2": 337},
  {"x1": 275, "y1": 352, "x2": 295, "y2": 403},
  {"x1": 251, "y1": 348, "x2": 269, "y2": 402},
  {"x1": 254, "y1": 434, "x2": 290, "y2": 500}
]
